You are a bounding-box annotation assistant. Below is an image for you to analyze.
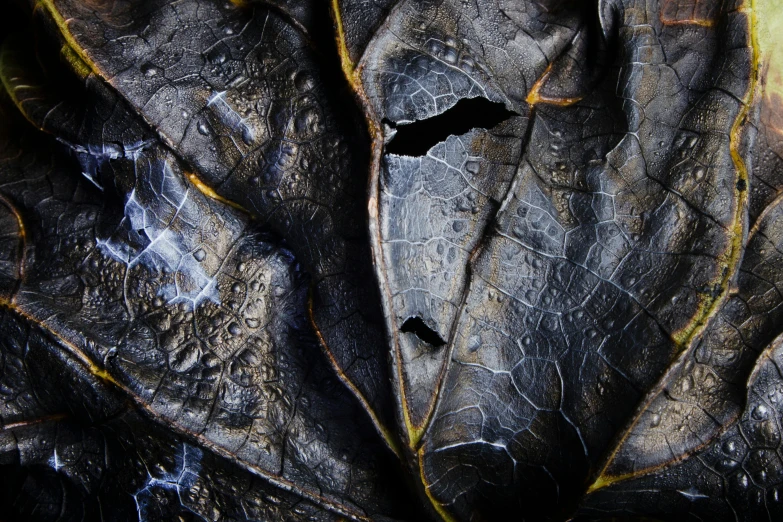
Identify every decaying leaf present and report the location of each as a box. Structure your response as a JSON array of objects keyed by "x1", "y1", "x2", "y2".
[{"x1": 1, "y1": 0, "x2": 783, "y2": 520}]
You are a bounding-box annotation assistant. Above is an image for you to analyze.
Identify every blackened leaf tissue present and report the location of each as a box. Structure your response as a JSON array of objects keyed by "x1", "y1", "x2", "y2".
[{"x1": 1, "y1": 0, "x2": 783, "y2": 521}]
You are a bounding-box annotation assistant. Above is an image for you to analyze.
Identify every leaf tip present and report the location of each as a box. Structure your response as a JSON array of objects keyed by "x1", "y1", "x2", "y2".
[{"x1": 585, "y1": 474, "x2": 616, "y2": 495}]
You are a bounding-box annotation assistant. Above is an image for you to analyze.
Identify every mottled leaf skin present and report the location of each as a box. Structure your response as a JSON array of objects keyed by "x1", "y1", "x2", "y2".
[
  {"x1": 0, "y1": 309, "x2": 341, "y2": 522},
  {"x1": 3, "y1": 0, "x2": 783, "y2": 521},
  {"x1": 339, "y1": 0, "x2": 781, "y2": 519},
  {"x1": 28, "y1": 0, "x2": 398, "y2": 451},
  {"x1": 0, "y1": 9, "x2": 414, "y2": 521},
  {"x1": 579, "y1": 197, "x2": 783, "y2": 522}
]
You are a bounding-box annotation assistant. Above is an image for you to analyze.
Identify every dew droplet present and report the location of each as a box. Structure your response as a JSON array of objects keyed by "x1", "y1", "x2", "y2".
[
  {"x1": 753, "y1": 404, "x2": 770, "y2": 420},
  {"x1": 197, "y1": 121, "x2": 211, "y2": 136},
  {"x1": 140, "y1": 62, "x2": 162, "y2": 77},
  {"x1": 207, "y1": 48, "x2": 227, "y2": 65},
  {"x1": 294, "y1": 71, "x2": 314, "y2": 91}
]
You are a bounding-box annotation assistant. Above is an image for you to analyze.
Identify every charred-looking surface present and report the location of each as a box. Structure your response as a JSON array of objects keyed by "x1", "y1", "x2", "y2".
[{"x1": 0, "y1": 0, "x2": 782, "y2": 521}]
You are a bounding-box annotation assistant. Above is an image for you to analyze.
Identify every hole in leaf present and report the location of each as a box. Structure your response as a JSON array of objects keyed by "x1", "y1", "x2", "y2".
[
  {"x1": 383, "y1": 97, "x2": 517, "y2": 157},
  {"x1": 400, "y1": 316, "x2": 446, "y2": 348}
]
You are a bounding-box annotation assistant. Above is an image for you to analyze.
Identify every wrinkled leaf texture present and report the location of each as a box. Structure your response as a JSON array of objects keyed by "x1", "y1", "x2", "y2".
[{"x1": 1, "y1": 0, "x2": 783, "y2": 520}]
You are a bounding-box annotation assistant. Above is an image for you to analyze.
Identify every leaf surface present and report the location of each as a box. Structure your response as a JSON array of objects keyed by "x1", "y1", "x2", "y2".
[
  {"x1": 336, "y1": 0, "x2": 772, "y2": 518},
  {"x1": 31, "y1": 0, "x2": 399, "y2": 451},
  {"x1": 3, "y1": 0, "x2": 783, "y2": 520},
  {"x1": 0, "y1": 30, "x2": 412, "y2": 520}
]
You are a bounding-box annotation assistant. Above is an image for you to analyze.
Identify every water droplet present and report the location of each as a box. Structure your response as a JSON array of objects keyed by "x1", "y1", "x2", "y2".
[
  {"x1": 207, "y1": 48, "x2": 227, "y2": 65},
  {"x1": 753, "y1": 404, "x2": 770, "y2": 420},
  {"x1": 140, "y1": 62, "x2": 162, "y2": 77},
  {"x1": 294, "y1": 71, "x2": 314, "y2": 91},
  {"x1": 194, "y1": 249, "x2": 207, "y2": 262},
  {"x1": 718, "y1": 458, "x2": 738, "y2": 472}
]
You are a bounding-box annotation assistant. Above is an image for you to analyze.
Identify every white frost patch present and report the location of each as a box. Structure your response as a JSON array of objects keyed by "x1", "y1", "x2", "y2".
[
  {"x1": 206, "y1": 90, "x2": 254, "y2": 143},
  {"x1": 62, "y1": 138, "x2": 157, "y2": 191},
  {"x1": 48, "y1": 447, "x2": 64, "y2": 471},
  {"x1": 132, "y1": 444, "x2": 204, "y2": 522},
  {"x1": 96, "y1": 159, "x2": 220, "y2": 307},
  {"x1": 677, "y1": 487, "x2": 709, "y2": 500}
]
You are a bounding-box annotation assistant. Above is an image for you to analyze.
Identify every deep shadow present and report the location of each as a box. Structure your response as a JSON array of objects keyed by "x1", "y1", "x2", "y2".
[
  {"x1": 384, "y1": 97, "x2": 517, "y2": 156},
  {"x1": 401, "y1": 317, "x2": 446, "y2": 348}
]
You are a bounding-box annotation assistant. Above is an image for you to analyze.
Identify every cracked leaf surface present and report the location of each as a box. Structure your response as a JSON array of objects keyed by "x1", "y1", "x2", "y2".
[{"x1": 2, "y1": 0, "x2": 783, "y2": 520}]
